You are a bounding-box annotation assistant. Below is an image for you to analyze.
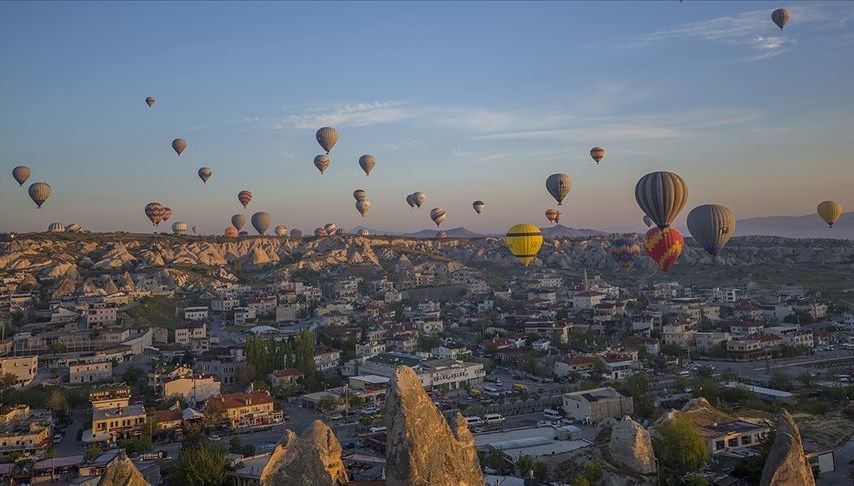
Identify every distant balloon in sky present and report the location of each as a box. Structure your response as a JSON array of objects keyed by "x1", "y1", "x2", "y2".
[
  {"x1": 224, "y1": 227, "x2": 238, "y2": 237},
  {"x1": 238, "y1": 190, "x2": 252, "y2": 208},
  {"x1": 546, "y1": 173, "x2": 572, "y2": 205},
  {"x1": 274, "y1": 225, "x2": 287, "y2": 237},
  {"x1": 687, "y1": 204, "x2": 736, "y2": 256},
  {"x1": 198, "y1": 167, "x2": 212, "y2": 184},
  {"x1": 251, "y1": 212, "x2": 271, "y2": 235},
  {"x1": 145, "y1": 97, "x2": 156, "y2": 108},
  {"x1": 590, "y1": 147, "x2": 606, "y2": 165},
  {"x1": 545, "y1": 209, "x2": 558, "y2": 224},
  {"x1": 817, "y1": 201, "x2": 842, "y2": 227},
  {"x1": 472, "y1": 200, "x2": 485, "y2": 215},
  {"x1": 66, "y1": 223, "x2": 81, "y2": 233},
  {"x1": 643, "y1": 227, "x2": 684, "y2": 272},
  {"x1": 238, "y1": 231, "x2": 248, "y2": 237},
  {"x1": 48, "y1": 222, "x2": 65, "y2": 233},
  {"x1": 12, "y1": 166, "x2": 30, "y2": 186},
  {"x1": 290, "y1": 229, "x2": 303, "y2": 238},
  {"x1": 413, "y1": 192, "x2": 426, "y2": 208},
  {"x1": 356, "y1": 200, "x2": 371, "y2": 217},
  {"x1": 771, "y1": 8, "x2": 790, "y2": 30},
  {"x1": 161, "y1": 207, "x2": 172, "y2": 222},
  {"x1": 505, "y1": 224, "x2": 543, "y2": 267},
  {"x1": 314, "y1": 227, "x2": 327, "y2": 238},
  {"x1": 28, "y1": 182, "x2": 51, "y2": 208},
  {"x1": 555, "y1": 211, "x2": 562, "y2": 224},
  {"x1": 314, "y1": 155, "x2": 330, "y2": 174},
  {"x1": 643, "y1": 215, "x2": 653, "y2": 228},
  {"x1": 353, "y1": 189, "x2": 367, "y2": 201},
  {"x1": 192, "y1": 226, "x2": 199, "y2": 235},
  {"x1": 406, "y1": 194, "x2": 416, "y2": 208},
  {"x1": 635, "y1": 171, "x2": 688, "y2": 229},
  {"x1": 316, "y1": 127, "x2": 338, "y2": 154},
  {"x1": 609, "y1": 238, "x2": 641, "y2": 271},
  {"x1": 358, "y1": 228, "x2": 370, "y2": 236},
  {"x1": 359, "y1": 155, "x2": 376, "y2": 176},
  {"x1": 172, "y1": 138, "x2": 186, "y2": 156},
  {"x1": 231, "y1": 214, "x2": 246, "y2": 231},
  {"x1": 324, "y1": 223, "x2": 337, "y2": 236},
  {"x1": 430, "y1": 208, "x2": 446, "y2": 227},
  {"x1": 172, "y1": 222, "x2": 188, "y2": 235},
  {"x1": 145, "y1": 202, "x2": 163, "y2": 226}
]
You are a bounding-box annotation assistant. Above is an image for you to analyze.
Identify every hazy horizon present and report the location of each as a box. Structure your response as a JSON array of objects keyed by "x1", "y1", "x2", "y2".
[{"x1": 2, "y1": 1, "x2": 853, "y2": 235}]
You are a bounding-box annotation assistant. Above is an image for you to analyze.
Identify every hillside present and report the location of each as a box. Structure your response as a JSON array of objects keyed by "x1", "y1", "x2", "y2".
[{"x1": 736, "y1": 212, "x2": 854, "y2": 240}]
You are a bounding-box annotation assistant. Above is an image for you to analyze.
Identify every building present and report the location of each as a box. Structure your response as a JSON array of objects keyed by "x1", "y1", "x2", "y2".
[
  {"x1": 766, "y1": 325, "x2": 814, "y2": 348},
  {"x1": 0, "y1": 355, "x2": 38, "y2": 387},
  {"x1": 80, "y1": 302, "x2": 118, "y2": 327},
  {"x1": 699, "y1": 420, "x2": 770, "y2": 455},
  {"x1": 205, "y1": 391, "x2": 283, "y2": 429},
  {"x1": 572, "y1": 291, "x2": 606, "y2": 310},
  {"x1": 195, "y1": 350, "x2": 246, "y2": 386},
  {"x1": 233, "y1": 307, "x2": 257, "y2": 326},
  {"x1": 182, "y1": 307, "x2": 209, "y2": 321},
  {"x1": 69, "y1": 360, "x2": 112, "y2": 384},
  {"x1": 175, "y1": 322, "x2": 207, "y2": 346},
  {"x1": 162, "y1": 375, "x2": 222, "y2": 403},
  {"x1": 730, "y1": 322, "x2": 764, "y2": 336},
  {"x1": 212, "y1": 297, "x2": 239, "y2": 312},
  {"x1": 87, "y1": 386, "x2": 146, "y2": 444},
  {"x1": 694, "y1": 332, "x2": 730, "y2": 353},
  {"x1": 268, "y1": 369, "x2": 303, "y2": 392},
  {"x1": 359, "y1": 353, "x2": 484, "y2": 390},
  {"x1": 562, "y1": 387, "x2": 633, "y2": 423},
  {"x1": 727, "y1": 339, "x2": 764, "y2": 361},
  {"x1": 313, "y1": 346, "x2": 342, "y2": 372},
  {"x1": 554, "y1": 355, "x2": 596, "y2": 378},
  {"x1": 0, "y1": 405, "x2": 52, "y2": 455}
]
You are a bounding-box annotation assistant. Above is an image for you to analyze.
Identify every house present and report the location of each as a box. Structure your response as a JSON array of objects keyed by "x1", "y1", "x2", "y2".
[
  {"x1": 431, "y1": 345, "x2": 471, "y2": 361},
  {"x1": 69, "y1": 360, "x2": 112, "y2": 384},
  {"x1": 694, "y1": 332, "x2": 730, "y2": 353},
  {"x1": 211, "y1": 297, "x2": 239, "y2": 312},
  {"x1": 80, "y1": 302, "x2": 118, "y2": 327},
  {"x1": 0, "y1": 405, "x2": 53, "y2": 455},
  {"x1": 268, "y1": 369, "x2": 303, "y2": 392},
  {"x1": 356, "y1": 341, "x2": 386, "y2": 359},
  {"x1": 572, "y1": 291, "x2": 606, "y2": 310},
  {"x1": 233, "y1": 307, "x2": 257, "y2": 326},
  {"x1": 162, "y1": 375, "x2": 222, "y2": 403},
  {"x1": 766, "y1": 325, "x2": 814, "y2": 348},
  {"x1": 553, "y1": 355, "x2": 596, "y2": 378},
  {"x1": 730, "y1": 322, "x2": 764, "y2": 336},
  {"x1": 562, "y1": 387, "x2": 633, "y2": 423},
  {"x1": 727, "y1": 339, "x2": 764, "y2": 361},
  {"x1": 0, "y1": 356, "x2": 38, "y2": 387},
  {"x1": 205, "y1": 391, "x2": 283, "y2": 429},
  {"x1": 313, "y1": 346, "x2": 342, "y2": 372},
  {"x1": 603, "y1": 354, "x2": 639, "y2": 381},
  {"x1": 175, "y1": 322, "x2": 207, "y2": 346},
  {"x1": 182, "y1": 307, "x2": 209, "y2": 321},
  {"x1": 87, "y1": 386, "x2": 146, "y2": 444},
  {"x1": 699, "y1": 420, "x2": 770, "y2": 455},
  {"x1": 194, "y1": 348, "x2": 247, "y2": 386},
  {"x1": 153, "y1": 408, "x2": 182, "y2": 432}
]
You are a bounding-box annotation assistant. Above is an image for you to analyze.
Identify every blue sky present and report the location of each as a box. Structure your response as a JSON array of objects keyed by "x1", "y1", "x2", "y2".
[{"x1": 2, "y1": 1, "x2": 853, "y2": 234}]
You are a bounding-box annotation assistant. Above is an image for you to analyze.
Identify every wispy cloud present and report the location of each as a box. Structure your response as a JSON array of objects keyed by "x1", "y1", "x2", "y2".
[
  {"x1": 474, "y1": 153, "x2": 508, "y2": 163},
  {"x1": 267, "y1": 101, "x2": 413, "y2": 130}
]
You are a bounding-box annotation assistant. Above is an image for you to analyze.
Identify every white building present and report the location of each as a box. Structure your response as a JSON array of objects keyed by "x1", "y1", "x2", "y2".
[
  {"x1": 175, "y1": 322, "x2": 207, "y2": 346},
  {"x1": 0, "y1": 356, "x2": 38, "y2": 387},
  {"x1": 69, "y1": 361, "x2": 112, "y2": 384},
  {"x1": 233, "y1": 307, "x2": 257, "y2": 326},
  {"x1": 182, "y1": 307, "x2": 209, "y2": 321},
  {"x1": 572, "y1": 291, "x2": 606, "y2": 310},
  {"x1": 562, "y1": 387, "x2": 633, "y2": 422},
  {"x1": 211, "y1": 297, "x2": 239, "y2": 312}
]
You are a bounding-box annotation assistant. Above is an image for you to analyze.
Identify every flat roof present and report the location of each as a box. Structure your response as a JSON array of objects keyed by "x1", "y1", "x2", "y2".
[
  {"x1": 350, "y1": 375, "x2": 390, "y2": 384},
  {"x1": 93, "y1": 404, "x2": 146, "y2": 420},
  {"x1": 724, "y1": 382, "x2": 795, "y2": 398},
  {"x1": 701, "y1": 420, "x2": 769, "y2": 436},
  {"x1": 474, "y1": 427, "x2": 590, "y2": 459},
  {"x1": 366, "y1": 353, "x2": 421, "y2": 367}
]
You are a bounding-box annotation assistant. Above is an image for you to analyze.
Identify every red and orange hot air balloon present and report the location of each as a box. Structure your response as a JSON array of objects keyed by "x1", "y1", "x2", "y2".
[
  {"x1": 238, "y1": 190, "x2": 253, "y2": 208},
  {"x1": 643, "y1": 227, "x2": 684, "y2": 272}
]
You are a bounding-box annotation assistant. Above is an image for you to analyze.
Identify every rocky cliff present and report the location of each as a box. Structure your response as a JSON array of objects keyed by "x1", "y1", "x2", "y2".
[
  {"x1": 259, "y1": 419, "x2": 348, "y2": 486},
  {"x1": 760, "y1": 409, "x2": 815, "y2": 486},
  {"x1": 604, "y1": 417, "x2": 657, "y2": 475},
  {"x1": 93, "y1": 451, "x2": 149, "y2": 486},
  {"x1": 385, "y1": 366, "x2": 483, "y2": 486}
]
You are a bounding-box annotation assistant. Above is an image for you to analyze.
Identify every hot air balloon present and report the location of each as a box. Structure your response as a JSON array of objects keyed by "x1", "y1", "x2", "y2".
[
  {"x1": 817, "y1": 201, "x2": 843, "y2": 228},
  {"x1": 772, "y1": 8, "x2": 790, "y2": 30},
  {"x1": 224, "y1": 227, "x2": 238, "y2": 237},
  {"x1": 238, "y1": 190, "x2": 252, "y2": 208},
  {"x1": 353, "y1": 189, "x2": 367, "y2": 201},
  {"x1": 643, "y1": 227, "x2": 684, "y2": 272},
  {"x1": 555, "y1": 211, "x2": 563, "y2": 224},
  {"x1": 609, "y1": 239, "x2": 641, "y2": 271},
  {"x1": 66, "y1": 223, "x2": 81, "y2": 233},
  {"x1": 192, "y1": 226, "x2": 199, "y2": 235},
  {"x1": 505, "y1": 224, "x2": 544, "y2": 267},
  {"x1": 144, "y1": 203, "x2": 162, "y2": 226},
  {"x1": 413, "y1": 192, "x2": 426, "y2": 208},
  {"x1": 145, "y1": 96, "x2": 155, "y2": 108},
  {"x1": 545, "y1": 209, "x2": 558, "y2": 224},
  {"x1": 324, "y1": 223, "x2": 337, "y2": 236},
  {"x1": 231, "y1": 214, "x2": 246, "y2": 231},
  {"x1": 590, "y1": 147, "x2": 606, "y2": 165},
  {"x1": 47, "y1": 222, "x2": 65, "y2": 233},
  {"x1": 161, "y1": 207, "x2": 173, "y2": 222},
  {"x1": 314, "y1": 227, "x2": 327, "y2": 238},
  {"x1": 635, "y1": 171, "x2": 688, "y2": 229},
  {"x1": 359, "y1": 155, "x2": 376, "y2": 175},
  {"x1": 436, "y1": 231, "x2": 448, "y2": 239},
  {"x1": 687, "y1": 204, "x2": 736, "y2": 256},
  {"x1": 251, "y1": 212, "x2": 271, "y2": 235},
  {"x1": 314, "y1": 155, "x2": 330, "y2": 174},
  {"x1": 316, "y1": 127, "x2": 338, "y2": 154},
  {"x1": 275, "y1": 225, "x2": 288, "y2": 237},
  {"x1": 358, "y1": 228, "x2": 369, "y2": 236},
  {"x1": 28, "y1": 182, "x2": 51, "y2": 208},
  {"x1": 238, "y1": 231, "x2": 249, "y2": 237},
  {"x1": 172, "y1": 138, "x2": 187, "y2": 156},
  {"x1": 643, "y1": 215, "x2": 653, "y2": 228},
  {"x1": 290, "y1": 229, "x2": 303, "y2": 238},
  {"x1": 430, "y1": 208, "x2": 446, "y2": 227},
  {"x1": 546, "y1": 174, "x2": 572, "y2": 205},
  {"x1": 406, "y1": 194, "x2": 416, "y2": 208},
  {"x1": 198, "y1": 167, "x2": 212, "y2": 184},
  {"x1": 172, "y1": 222, "x2": 188, "y2": 235},
  {"x1": 12, "y1": 166, "x2": 30, "y2": 186},
  {"x1": 472, "y1": 200, "x2": 485, "y2": 215},
  {"x1": 356, "y1": 200, "x2": 371, "y2": 217}
]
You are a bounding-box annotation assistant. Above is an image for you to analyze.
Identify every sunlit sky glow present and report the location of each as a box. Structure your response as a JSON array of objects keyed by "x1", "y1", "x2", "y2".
[{"x1": 1, "y1": 1, "x2": 853, "y2": 234}]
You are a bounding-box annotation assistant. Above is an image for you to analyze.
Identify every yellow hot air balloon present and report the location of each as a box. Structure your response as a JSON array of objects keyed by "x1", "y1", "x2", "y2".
[
  {"x1": 817, "y1": 201, "x2": 843, "y2": 227},
  {"x1": 505, "y1": 224, "x2": 543, "y2": 267}
]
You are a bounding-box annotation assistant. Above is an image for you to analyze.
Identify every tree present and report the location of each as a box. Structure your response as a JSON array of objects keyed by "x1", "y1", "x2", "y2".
[
  {"x1": 798, "y1": 371, "x2": 814, "y2": 388},
  {"x1": 653, "y1": 417, "x2": 709, "y2": 476},
  {"x1": 685, "y1": 474, "x2": 709, "y2": 486},
  {"x1": 770, "y1": 372, "x2": 792, "y2": 391},
  {"x1": 170, "y1": 442, "x2": 230, "y2": 486},
  {"x1": 46, "y1": 389, "x2": 68, "y2": 416},
  {"x1": 534, "y1": 461, "x2": 549, "y2": 481},
  {"x1": 85, "y1": 444, "x2": 102, "y2": 461},
  {"x1": 317, "y1": 396, "x2": 340, "y2": 413},
  {"x1": 122, "y1": 366, "x2": 144, "y2": 387},
  {"x1": 515, "y1": 455, "x2": 534, "y2": 476},
  {"x1": 585, "y1": 461, "x2": 603, "y2": 483}
]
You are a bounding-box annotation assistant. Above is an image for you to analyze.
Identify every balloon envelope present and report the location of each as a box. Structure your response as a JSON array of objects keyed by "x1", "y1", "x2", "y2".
[
  {"x1": 12, "y1": 166, "x2": 30, "y2": 186},
  {"x1": 224, "y1": 227, "x2": 238, "y2": 237},
  {"x1": 192, "y1": 226, "x2": 199, "y2": 235},
  {"x1": 356, "y1": 200, "x2": 371, "y2": 217},
  {"x1": 48, "y1": 222, "x2": 65, "y2": 233},
  {"x1": 314, "y1": 227, "x2": 327, "y2": 237},
  {"x1": 161, "y1": 207, "x2": 172, "y2": 221},
  {"x1": 144, "y1": 202, "x2": 163, "y2": 226},
  {"x1": 66, "y1": 223, "x2": 81, "y2": 233},
  {"x1": 198, "y1": 167, "x2": 212, "y2": 184},
  {"x1": 172, "y1": 138, "x2": 186, "y2": 156},
  {"x1": 314, "y1": 155, "x2": 330, "y2": 174},
  {"x1": 609, "y1": 238, "x2": 641, "y2": 270},
  {"x1": 274, "y1": 225, "x2": 287, "y2": 237},
  {"x1": 353, "y1": 189, "x2": 367, "y2": 201},
  {"x1": 635, "y1": 171, "x2": 688, "y2": 229},
  {"x1": 172, "y1": 222, "x2": 188, "y2": 235},
  {"x1": 251, "y1": 212, "x2": 271, "y2": 235},
  {"x1": 145, "y1": 96, "x2": 155, "y2": 107},
  {"x1": 643, "y1": 227, "x2": 684, "y2": 272},
  {"x1": 430, "y1": 208, "x2": 446, "y2": 227},
  {"x1": 546, "y1": 174, "x2": 572, "y2": 205},
  {"x1": 290, "y1": 229, "x2": 303, "y2": 238},
  {"x1": 505, "y1": 224, "x2": 544, "y2": 267},
  {"x1": 316, "y1": 127, "x2": 339, "y2": 154},
  {"x1": 472, "y1": 200, "x2": 485, "y2": 214},
  {"x1": 413, "y1": 192, "x2": 426, "y2": 208},
  {"x1": 406, "y1": 194, "x2": 416, "y2": 208},
  {"x1": 231, "y1": 214, "x2": 246, "y2": 231},
  {"x1": 771, "y1": 8, "x2": 790, "y2": 30},
  {"x1": 359, "y1": 155, "x2": 376, "y2": 175},
  {"x1": 238, "y1": 190, "x2": 252, "y2": 208},
  {"x1": 817, "y1": 201, "x2": 843, "y2": 227},
  {"x1": 643, "y1": 215, "x2": 653, "y2": 228},
  {"x1": 687, "y1": 204, "x2": 736, "y2": 256},
  {"x1": 545, "y1": 209, "x2": 558, "y2": 224},
  {"x1": 590, "y1": 147, "x2": 606, "y2": 164},
  {"x1": 28, "y1": 182, "x2": 51, "y2": 208}
]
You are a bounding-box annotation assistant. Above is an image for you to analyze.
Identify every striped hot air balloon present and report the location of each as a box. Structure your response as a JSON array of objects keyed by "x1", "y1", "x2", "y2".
[
  {"x1": 430, "y1": 208, "x2": 446, "y2": 227},
  {"x1": 643, "y1": 227, "x2": 684, "y2": 272},
  {"x1": 161, "y1": 207, "x2": 173, "y2": 222},
  {"x1": 590, "y1": 146, "x2": 606, "y2": 165},
  {"x1": 505, "y1": 224, "x2": 544, "y2": 267},
  {"x1": 687, "y1": 204, "x2": 736, "y2": 256},
  {"x1": 635, "y1": 171, "x2": 688, "y2": 229},
  {"x1": 172, "y1": 222, "x2": 188, "y2": 235},
  {"x1": 609, "y1": 239, "x2": 641, "y2": 271},
  {"x1": 316, "y1": 127, "x2": 339, "y2": 154},
  {"x1": 144, "y1": 202, "x2": 163, "y2": 226},
  {"x1": 356, "y1": 200, "x2": 371, "y2": 217},
  {"x1": 231, "y1": 214, "x2": 246, "y2": 231},
  {"x1": 324, "y1": 223, "x2": 337, "y2": 236},
  {"x1": 47, "y1": 222, "x2": 65, "y2": 233},
  {"x1": 353, "y1": 189, "x2": 367, "y2": 201},
  {"x1": 251, "y1": 212, "x2": 271, "y2": 235},
  {"x1": 359, "y1": 155, "x2": 376, "y2": 175},
  {"x1": 66, "y1": 223, "x2": 81, "y2": 233},
  {"x1": 314, "y1": 155, "x2": 330, "y2": 174},
  {"x1": 28, "y1": 182, "x2": 51, "y2": 208},
  {"x1": 358, "y1": 229, "x2": 369, "y2": 236},
  {"x1": 238, "y1": 190, "x2": 252, "y2": 208},
  {"x1": 314, "y1": 227, "x2": 327, "y2": 238}
]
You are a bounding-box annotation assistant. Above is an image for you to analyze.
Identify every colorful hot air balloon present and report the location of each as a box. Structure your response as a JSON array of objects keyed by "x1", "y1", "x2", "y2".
[
  {"x1": 48, "y1": 222, "x2": 65, "y2": 233},
  {"x1": 406, "y1": 194, "x2": 416, "y2": 208},
  {"x1": 275, "y1": 225, "x2": 288, "y2": 237},
  {"x1": 359, "y1": 155, "x2": 376, "y2": 176},
  {"x1": 238, "y1": 190, "x2": 252, "y2": 208},
  {"x1": 356, "y1": 200, "x2": 371, "y2": 217},
  {"x1": 66, "y1": 223, "x2": 81, "y2": 233},
  {"x1": 430, "y1": 208, "x2": 446, "y2": 227},
  {"x1": 546, "y1": 174, "x2": 572, "y2": 205},
  {"x1": 144, "y1": 202, "x2": 162, "y2": 226},
  {"x1": 251, "y1": 212, "x2": 271, "y2": 235},
  {"x1": 28, "y1": 182, "x2": 51, "y2": 208},
  {"x1": 192, "y1": 226, "x2": 199, "y2": 235},
  {"x1": 643, "y1": 227, "x2": 684, "y2": 272},
  {"x1": 324, "y1": 223, "x2": 337, "y2": 236},
  {"x1": 358, "y1": 228, "x2": 369, "y2": 236},
  {"x1": 316, "y1": 127, "x2": 339, "y2": 154},
  {"x1": 314, "y1": 227, "x2": 327, "y2": 238},
  {"x1": 224, "y1": 226, "x2": 238, "y2": 237},
  {"x1": 353, "y1": 189, "x2": 367, "y2": 201},
  {"x1": 555, "y1": 211, "x2": 563, "y2": 224},
  {"x1": 145, "y1": 96, "x2": 155, "y2": 108},
  {"x1": 413, "y1": 192, "x2": 426, "y2": 208},
  {"x1": 172, "y1": 138, "x2": 187, "y2": 156},
  {"x1": 172, "y1": 222, "x2": 188, "y2": 235},
  {"x1": 436, "y1": 231, "x2": 448, "y2": 239},
  {"x1": 609, "y1": 238, "x2": 641, "y2": 271},
  {"x1": 505, "y1": 224, "x2": 544, "y2": 267},
  {"x1": 590, "y1": 146, "x2": 606, "y2": 165},
  {"x1": 231, "y1": 214, "x2": 246, "y2": 231},
  {"x1": 290, "y1": 229, "x2": 303, "y2": 238},
  {"x1": 643, "y1": 215, "x2": 653, "y2": 228},
  {"x1": 472, "y1": 200, "x2": 485, "y2": 215},
  {"x1": 687, "y1": 204, "x2": 736, "y2": 256},
  {"x1": 545, "y1": 209, "x2": 558, "y2": 224},
  {"x1": 771, "y1": 8, "x2": 790, "y2": 30},
  {"x1": 198, "y1": 167, "x2": 212, "y2": 184},
  {"x1": 12, "y1": 166, "x2": 30, "y2": 186},
  {"x1": 817, "y1": 201, "x2": 843, "y2": 228},
  {"x1": 161, "y1": 207, "x2": 173, "y2": 222},
  {"x1": 635, "y1": 171, "x2": 688, "y2": 229},
  {"x1": 314, "y1": 155, "x2": 330, "y2": 174}
]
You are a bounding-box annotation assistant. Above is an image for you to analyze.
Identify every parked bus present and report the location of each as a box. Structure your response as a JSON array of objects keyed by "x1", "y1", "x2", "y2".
[
  {"x1": 464, "y1": 416, "x2": 484, "y2": 427},
  {"x1": 543, "y1": 409, "x2": 561, "y2": 421},
  {"x1": 483, "y1": 413, "x2": 505, "y2": 425},
  {"x1": 512, "y1": 383, "x2": 528, "y2": 394}
]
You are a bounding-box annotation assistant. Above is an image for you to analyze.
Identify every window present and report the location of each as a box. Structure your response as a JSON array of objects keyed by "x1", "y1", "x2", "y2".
[{"x1": 728, "y1": 438, "x2": 739, "y2": 448}]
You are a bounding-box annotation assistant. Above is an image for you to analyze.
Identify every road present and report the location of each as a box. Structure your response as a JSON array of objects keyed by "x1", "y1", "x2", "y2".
[
  {"x1": 818, "y1": 436, "x2": 854, "y2": 486},
  {"x1": 55, "y1": 408, "x2": 86, "y2": 456}
]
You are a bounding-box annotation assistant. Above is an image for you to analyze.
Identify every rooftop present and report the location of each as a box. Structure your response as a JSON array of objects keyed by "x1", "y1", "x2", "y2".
[
  {"x1": 366, "y1": 353, "x2": 422, "y2": 368},
  {"x1": 92, "y1": 404, "x2": 146, "y2": 421},
  {"x1": 474, "y1": 426, "x2": 590, "y2": 459}
]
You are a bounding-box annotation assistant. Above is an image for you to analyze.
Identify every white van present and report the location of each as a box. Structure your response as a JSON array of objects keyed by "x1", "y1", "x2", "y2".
[
  {"x1": 369, "y1": 426, "x2": 387, "y2": 433},
  {"x1": 543, "y1": 409, "x2": 561, "y2": 421},
  {"x1": 483, "y1": 413, "x2": 505, "y2": 425},
  {"x1": 465, "y1": 416, "x2": 484, "y2": 427}
]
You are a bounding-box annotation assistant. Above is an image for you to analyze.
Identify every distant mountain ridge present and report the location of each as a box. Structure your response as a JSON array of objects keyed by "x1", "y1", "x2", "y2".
[
  {"x1": 349, "y1": 224, "x2": 606, "y2": 238},
  {"x1": 735, "y1": 212, "x2": 854, "y2": 240}
]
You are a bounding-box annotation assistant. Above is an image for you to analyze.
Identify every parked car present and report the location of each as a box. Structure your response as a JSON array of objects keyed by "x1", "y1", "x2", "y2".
[{"x1": 52, "y1": 433, "x2": 63, "y2": 444}]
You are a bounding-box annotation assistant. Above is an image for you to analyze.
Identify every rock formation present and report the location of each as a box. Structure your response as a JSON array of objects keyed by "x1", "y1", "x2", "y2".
[
  {"x1": 605, "y1": 417, "x2": 657, "y2": 475},
  {"x1": 96, "y1": 451, "x2": 149, "y2": 486},
  {"x1": 259, "y1": 420, "x2": 348, "y2": 486},
  {"x1": 760, "y1": 409, "x2": 815, "y2": 486},
  {"x1": 385, "y1": 366, "x2": 483, "y2": 486}
]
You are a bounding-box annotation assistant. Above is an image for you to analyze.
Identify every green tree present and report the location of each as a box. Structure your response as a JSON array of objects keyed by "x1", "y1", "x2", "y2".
[
  {"x1": 570, "y1": 477, "x2": 590, "y2": 486},
  {"x1": 295, "y1": 331, "x2": 317, "y2": 378},
  {"x1": 170, "y1": 442, "x2": 230, "y2": 486},
  {"x1": 685, "y1": 474, "x2": 709, "y2": 486},
  {"x1": 534, "y1": 461, "x2": 549, "y2": 481},
  {"x1": 117, "y1": 436, "x2": 151, "y2": 455},
  {"x1": 122, "y1": 366, "x2": 144, "y2": 387},
  {"x1": 515, "y1": 454, "x2": 533, "y2": 476},
  {"x1": 85, "y1": 444, "x2": 102, "y2": 461},
  {"x1": 585, "y1": 461, "x2": 603, "y2": 483},
  {"x1": 46, "y1": 389, "x2": 68, "y2": 416},
  {"x1": 653, "y1": 417, "x2": 709, "y2": 476},
  {"x1": 317, "y1": 396, "x2": 340, "y2": 413}
]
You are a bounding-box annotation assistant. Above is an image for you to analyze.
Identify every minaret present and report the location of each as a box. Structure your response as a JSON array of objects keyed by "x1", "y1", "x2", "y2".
[{"x1": 583, "y1": 269, "x2": 589, "y2": 291}]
